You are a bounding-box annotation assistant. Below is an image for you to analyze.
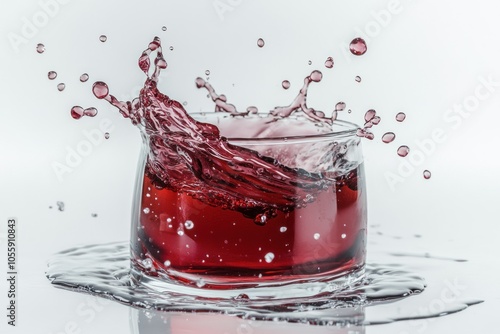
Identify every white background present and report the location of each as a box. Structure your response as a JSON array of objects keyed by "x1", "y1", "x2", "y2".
[{"x1": 1, "y1": 0, "x2": 500, "y2": 333}]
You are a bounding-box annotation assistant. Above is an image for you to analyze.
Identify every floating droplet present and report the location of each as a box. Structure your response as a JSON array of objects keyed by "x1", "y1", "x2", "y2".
[
  {"x1": 99, "y1": 35, "x2": 107, "y2": 42},
  {"x1": 423, "y1": 170, "x2": 432, "y2": 179},
  {"x1": 92, "y1": 81, "x2": 109, "y2": 99},
  {"x1": 281, "y1": 80, "x2": 290, "y2": 90},
  {"x1": 83, "y1": 107, "x2": 98, "y2": 117},
  {"x1": 169, "y1": 46, "x2": 174, "y2": 51},
  {"x1": 314, "y1": 233, "x2": 320, "y2": 240},
  {"x1": 36, "y1": 43, "x2": 45, "y2": 54},
  {"x1": 364, "y1": 109, "x2": 376, "y2": 122},
  {"x1": 162, "y1": 26, "x2": 167, "y2": 31},
  {"x1": 280, "y1": 226, "x2": 287, "y2": 233},
  {"x1": 308, "y1": 60, "x2": 312, "y2": 65},
  {"x1": 349, "y1": 38, "x2": 367, "y2": 56},
  {"x1": 56, "y1": 201, "x2": 65, "y2": 212},
  {"x1": 184, "y1": 220, "x2": 194, "y2": 230},
  {"x1": 48, "y1": 71, "x2": 57, "y2": 80},
  {"x1": 324, "y1": 57, "x2": 334, "y2": 69},
  {"x1": 355, "y1": 76, "x2": 362, "y2": 83},
  {"x1": 57, "y1": 83, "x2": 65, "y2": 91},
  {"x1": 70, "y1": 106, "x2": 83, "y2": 120},
  {"x1": 264, "y1": 252, "x2": 275, "y2": 263},
  {"x1": 396, "y1": 112, "x2": 406, "y2": 122},
  {"x1": 235, "y1": 294, "x2": 249, "y2": 301},
  {"x1": 310, "y1": 70, "x2": 323, "y2": 82},
  {"x1": 382, "y1": 132, "x2": 396, "y2": 143},
  {"x1": 348, "y1": 109, "x2": 352, "y2": 114},
  {"x1": 335, "y1": 102, "x2": 346, "y2": 112},
  {"x1": 257, "y1": 38, "x2": 265, "y2": 48},
  {"x1": 398, "y1": 145, "x2": 410, "y2": 157},
  {"x1": 91, "y1": 213, "x2": 98, "y2": 218},
  {"x1": 104, "y1": 132, "x2": 110, "y2": 139},
  {"x1": 80, "y1": 73, "x2": 89, "y2": 82},
  {"x1": 205, "y1": 70, "x2": 210, "y2": 76}
]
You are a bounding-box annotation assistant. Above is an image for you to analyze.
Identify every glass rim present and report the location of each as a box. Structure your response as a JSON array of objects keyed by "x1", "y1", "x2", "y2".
[{"x1": 189, "y1": 112, "x2": 360, "y2": 145}]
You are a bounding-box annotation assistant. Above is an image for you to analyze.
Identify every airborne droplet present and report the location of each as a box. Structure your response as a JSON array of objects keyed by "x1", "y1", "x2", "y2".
[
  {"x1": 257, "y1": 38, "x2": 265, "y2": 48},
  {"x1": 162, "y1": 26, "x2": 167, "y2": 31},
  {"x1": 281, "y1": 80, "x2": 290, "y2": 90},
  {"x1": 80, "y1": 73, "x2": 89, "y2": 82},
  {"x1": 104, "y1": 132, "x2": 110, "y2": 139},
  {"x1": 57, "y1": 83, "x2": 65, "y2": 91},
  {"x1": 349, "y1": 38, "x2": 367, "y2": 56},
  {"x1": 99, "y1": 35, "x2": 107, "y2": 42},
  {"x1": 423, "y1": 170, "x2": 432, "y2": 179},
  {"x1": 335, "y1": 102, "x2": 346, "y2": 112},
  {"x1": 48, "y1": 71, "x2": 57, "y2": 80},
  {"x1": 264, "y1": 252, "x2": 275, "y2": 263},
  {"x1": 398, "y1": 145, "x2": 410, "y2": 157},
  {"x1": 396, "y1": 112, "x2": 406, "y2": 122},
  {"x1": 92, "y1": 81, "x2": 109, "y2": 99},
  {"x1": 355, "y1": 76, "x2": 362, "y2": 83},
  {"x1": 36, "y1": 43, "x2": 45, "y2": 54},
  {"x1": 324, "y1": 57, "x2": 334, "y2": 69},
  {"x1": 382, "y1": 132, "x2": 396, "y2": 143}
]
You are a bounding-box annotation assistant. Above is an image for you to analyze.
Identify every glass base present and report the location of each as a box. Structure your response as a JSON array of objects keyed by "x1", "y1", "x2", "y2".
[{"x1": 129, "y1": 264, "x2": 365, "y2": 301}]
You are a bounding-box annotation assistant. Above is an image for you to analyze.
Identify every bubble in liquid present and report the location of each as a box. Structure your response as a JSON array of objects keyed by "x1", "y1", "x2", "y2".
[
  {"x1": 280, "y1": 226, "x2": 287, "y2": 233},
  {"x1": 355, "y1": 76, "x2": 362, "y2": 83},
  {"x1": 257, "y1": 38, "x2": 265, "y2": 48},
  {"x1": 314, "y1": 233, "x2": 320, "y2": 240},
  {"x1": 341, "y1": 233, "x2": 347, "y2": 239},
  {"x1": 164, "y1": 260, "x2": 171, "y2": 267},
  {"x1": 48, "y1": 71, "x2": 57, "y2": 80},
  {"x1": 143, "y1": 208, "x2": 150, "y2": 214},
  {"x1": 281, "y1": 80, "x2": 290, "y2": 90},
  {"x1": 142, "y1": 258, "x2": 152, "y2": 269},
  {"x1": 104, "y1": 132, "x2": 110, "y2": 139},
  {"x1": 398, "y1": 145, "x2": 410, "y2": 157},
  {"x1": 177, "y1": 225, "x2": 185, "y2": 236},
  {"x1": 396, "y1": 112, "x2": 406, "y2": 122},
  {"x1": 184, "y1": 220, "x2": 194, "y2": 230},
  {"x1": 205, "y1": 70, "x2": 210, "y2": 76},
  {"x1": 349, "y1": 37, "x2": 367, "y2": 56},
  {"x1": 36, "y1": 43, "x2": 45, "y2": 54},
  {"x1": 264, "y1": 252, "x2": 275, "y2": 263},
  {"x1": 335, "y1": 102, "x2": 346, "y2": 112},
  {"x1": 92, "y1": 81, "x2": 109, "y2": 99},
  {"x1": 99, "y1": 35, "x2": 107, "y2": 42},
  {"x1": 162, "y1": 26, "x2": 167, "y2": 31},
  {"x1": 235, "y1": 294, "x2": 250, "y2": 301},
  {"x1": 324, "y1": 57, "x2": 334, "y2": 69},
  {"x1": 57, "y1": 83, "x2": 65, "y2": 91},
  {"x1": 196, "y1": 279, "x2": 206, "y2": 288},
  {"x1": 382, "y1": 132, "x2": 396, "y2": 143},
  {"x1": 423, "y1": 170, "x2": 432, "y2": 179},
  {"x1": 80, "y1": 73, "x2": 89, "y2": 82},
  {"x1": 56, "y1": 201, "x2": 65, "y2": 212}
]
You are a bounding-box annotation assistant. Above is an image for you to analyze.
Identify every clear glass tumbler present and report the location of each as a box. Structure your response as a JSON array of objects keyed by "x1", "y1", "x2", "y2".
[{"x1": 130, "y1": 113, "x2": 366, "y2": 298}]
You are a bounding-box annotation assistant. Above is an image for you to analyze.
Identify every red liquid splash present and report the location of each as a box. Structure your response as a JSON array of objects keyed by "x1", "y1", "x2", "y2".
[{"x1": 349, "y1": 38, "x2": 367, "y2": 56}]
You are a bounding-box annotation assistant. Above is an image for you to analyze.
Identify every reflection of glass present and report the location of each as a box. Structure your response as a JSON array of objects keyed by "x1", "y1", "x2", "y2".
[
  {"x1": 130, "y1": 113, "x2": 367, "y2": 295},
  {"x1": 129, "y1": 308, "x2": 366, "y2": 334}
]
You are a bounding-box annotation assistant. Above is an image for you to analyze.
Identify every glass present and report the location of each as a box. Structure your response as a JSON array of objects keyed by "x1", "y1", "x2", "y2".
[{"x1": 130, "y1": 113, "x2": 367, "y2": 298}]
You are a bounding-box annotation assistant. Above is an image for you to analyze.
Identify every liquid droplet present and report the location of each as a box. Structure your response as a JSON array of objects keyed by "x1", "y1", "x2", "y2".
[
  {"x1": 70, "y1": 106, "x2": 84, "y2": 120},
  {"x1": 257, "y1": 38, "x2": 265, "y2": 48},
  {"x1": 56, "y1": 201, "x2": 65, "y2": 212},
  {"x1": 423, "y1": 170, "x2": 432, "y2": 179},
  {"x1": 162, "y1": 26, "x2": 167, "y2": 31},
  {"x1": 91, "y1": 213, "x2": 98, "y2": 218},
  {"x1": 92, "y1": 81, "x2": 109, "y2": 99},
  {"x1": 364, "y1": 109, "x2": 376, "y2": 122},
  {"x1": 57, "y1": 83, "x2": 65, "y2": 91},
  {"x1": 308, "y1": 60, "x2": 312, "y2": 65},
  {"x1": 104, "y1": 132, "x2": 110, "y2": 139},
  {"x1": 310, "y1": 70, "x2": 322, "y2": 82},
  {"x1": 264, "y1": 252, "x2": 275, "y2": 263},
  {"x1": 80, "y1": 73, "x2": 89, "y2": 82},
  {"x1": 235, "y1": 294, "x2": 249, "y2": 301},
  {"x1": 254, "y1": 213, "x2": 267, "y2": 226},
  {"x1": 169, "y1": 46, "x2": 174, "y2": 51},
  {"x1": 84, "y1": 108, "x2": 98, "y2": 117},
  {"x1": 324, "y1": 57, "x2": 334, "y2": 69},
  {"x1": 205, "y1": 70, "x2": 210, "y2": 76},
  {"x1": 382, "y1": 132, "x2": 396, "y2": 143},
  {"x1": 99, "y1": 35, "x2": 107, "y2": 43},
  {"x1": 177, "y1": 225, "x2": 185, "y2": 236},
  {"x1": 36, "y1": 43, "x2": 45, "y2": 54},
  {"x1": 335, "y1": 102, "x2": 346, "y2": 112},
  {"x1": 184, "y1": 220, "x2": 194, "y2": 230},
  {"x1": 314, "y1": 233, "x2": 320, "y2": 240},
  {"x1": 142, "y1": 258, "x2": 152, "y2": 269},
  {"x1": 281, "y1": 80, "x2": 290, "y2": 90},
  {"x1": 355, "y1": 76, "x2": 362, "y2": 83},
  {"x1": 398, "y1": 145, "x2": 410, "y2": 157},
  {"x1": 349, "y1": 38, "x2": 367, "y2": 56},
  {"x1": 48, "y1": 71, "x2": 57, "y2": 80},
  {"x1": 396, "y1": 112, "x2": 406, "y2": 122}
]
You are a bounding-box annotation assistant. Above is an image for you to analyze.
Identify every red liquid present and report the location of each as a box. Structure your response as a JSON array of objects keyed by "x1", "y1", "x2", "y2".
[{"x1": 132, "y1": 164, "x2": 366, "y2": 288}]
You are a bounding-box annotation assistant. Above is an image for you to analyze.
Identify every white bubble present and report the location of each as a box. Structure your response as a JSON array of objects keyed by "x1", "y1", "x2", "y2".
[
  {"x1": 142, "y1": 258, "x2": 153, "y2": 269},
  {"x1": 164, "y1": 260, "x2": 171, "y2": 267},
  {"x1": 264, "y1": 252, "x2": 275, "y2": 263},
  {"x1": 143, "y1": 208, "x2": 150, "y2": 214},
  {"x1": 196, "y1": 279, "x2": 206, "y2": 288},
  {"x1": 184, "y1": 220, "x2": 194, "y2": 229},
  {"x1": 314, "y1": 233, "x2": 320, "y2": 240},
  {"x1": 280, "y1": 227, "x2": 287, "y2": 233},
  {"x1": 341, "y1": 233, "x2": 347, "y2": 239}
]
